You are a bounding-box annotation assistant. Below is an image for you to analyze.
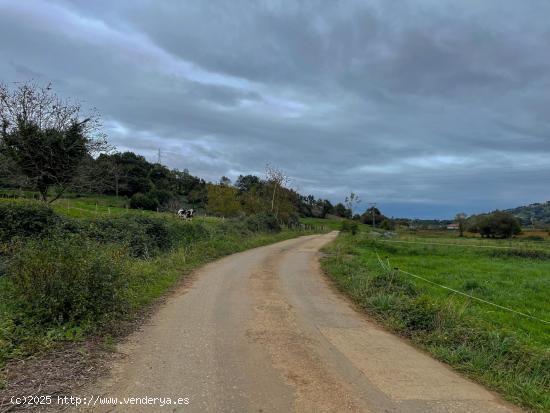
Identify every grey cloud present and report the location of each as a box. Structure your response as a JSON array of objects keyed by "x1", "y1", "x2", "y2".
[{"x1": 1, "y1": 0, "x2": 549, "y2": 218}]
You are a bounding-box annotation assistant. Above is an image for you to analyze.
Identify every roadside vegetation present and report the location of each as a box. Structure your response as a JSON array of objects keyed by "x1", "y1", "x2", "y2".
[
  {"x1": 0, "y1": 200, "x2": 321, "y2": 373},
  {"x1": 322, "y1": 229, "x2": 550, "y2": 412}
]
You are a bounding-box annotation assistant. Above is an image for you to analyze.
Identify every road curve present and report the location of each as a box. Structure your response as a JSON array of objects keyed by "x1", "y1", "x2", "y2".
[{"x1": 74, "y1": 232, "x2": 519, "y2": 413}]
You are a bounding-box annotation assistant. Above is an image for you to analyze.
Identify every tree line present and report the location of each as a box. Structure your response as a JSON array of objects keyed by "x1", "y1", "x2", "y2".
[{"x1": 0, "y1": 81, "x2": 359, "y2": 223}]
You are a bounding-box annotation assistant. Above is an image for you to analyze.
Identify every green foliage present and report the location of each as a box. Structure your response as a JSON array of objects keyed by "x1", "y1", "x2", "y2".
[
  {"x1": 0, "y1": 82, "x2": 102, "y2": 203},
  {"x1": 468, "y1": 211, "x2": 522, "y2": 238},
  {"x1": 0, "y1": 202, "x2": 60, "y2": 241},
  {"x1": 340, "y1": 220, "x2": 358, "y2": 235},
  {"x1": 130, "y1": 192, "x2": 159, "y2": 211},
  {"x1": 244, "y1": 213, "x2": 281, "y2": 233},
  {"x1": 361, "y1": 206, "x2": 385, "y2": 226},
  {"x1": 8, "y1": 235, "x2": 129, "y2": 325},
  {"x1": 300, "y1": 217, "x2": 348, "y2": 230},
  {"x1": 334, "y1": 202, "x2": 351, "y2": 218},
  {"x1": 380, "y1": 219, "x2": 395, "y2": 230},
  {"x1": 74, "y1": 216, "x2": 173, "y2": 258},
  {"x1": 206, "y1": 183, "x2": 241, "y2": 217}
]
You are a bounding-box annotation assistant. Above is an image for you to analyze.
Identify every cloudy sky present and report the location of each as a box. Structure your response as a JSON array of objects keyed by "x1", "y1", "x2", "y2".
[{"x1": 1, "y1": 0, "x2": 549, "y2": 218}]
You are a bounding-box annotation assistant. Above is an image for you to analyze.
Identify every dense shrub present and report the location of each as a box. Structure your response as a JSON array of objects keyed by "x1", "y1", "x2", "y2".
[
  {"x1": 0, "y1": 202, "x2": 60, "y2": 241},
  {"x1": 402, "y1": 295, "x2": 439, "y2": 332},
  {"x1": 468, "y1": 211, "x2": 521, "y2": 238},
  {"x1": 129, "y1": 193, "x2": 159, "y2": 211},
  {"x1": 8, "y1": 235, "x2": 129, "y2": 325},
  {"x1": 244, "y1": 213, "x2": 281, "y2": 233},
  {"x1": 341, "y1": 220, "x2": 358, "y2": 235},
  {"x1": 148, "y1": 189, "x2": 174, "y2": 206},
  {"x1": 77, "y1": 216, "x2": 173, "y2": 258},
  {"x1": 169, "y1": 220, "x2": 211, "y2": 244}
]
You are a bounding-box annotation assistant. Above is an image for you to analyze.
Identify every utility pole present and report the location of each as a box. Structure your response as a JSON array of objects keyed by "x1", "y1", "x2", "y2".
[
  {"x1": 368, "y1": 202, "x2": 377, "y2": 228},
  {"x1": 157, "y1": 148, "x2": 162, "y2": 164}
]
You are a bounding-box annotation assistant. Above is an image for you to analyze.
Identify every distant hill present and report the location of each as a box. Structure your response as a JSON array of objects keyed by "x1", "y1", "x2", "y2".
[{"x1": 504, "y1": 201, "x2": 550, "y2": 227}]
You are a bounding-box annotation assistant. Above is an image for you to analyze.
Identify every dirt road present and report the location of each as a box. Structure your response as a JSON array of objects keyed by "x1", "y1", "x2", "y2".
[{"x1": 74, "y1": 232, "x2": 519, "y2": 412}]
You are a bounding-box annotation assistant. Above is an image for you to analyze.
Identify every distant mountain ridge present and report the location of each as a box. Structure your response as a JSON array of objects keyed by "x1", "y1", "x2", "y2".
[{"x1": 503, "y1": 201, "x2": 550, "y2": 226}]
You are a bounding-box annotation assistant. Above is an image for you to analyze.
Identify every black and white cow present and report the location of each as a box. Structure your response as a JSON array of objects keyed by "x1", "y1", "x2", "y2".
[{"x1": 177, "y1": 208, "x2": 195, "y2": 220}]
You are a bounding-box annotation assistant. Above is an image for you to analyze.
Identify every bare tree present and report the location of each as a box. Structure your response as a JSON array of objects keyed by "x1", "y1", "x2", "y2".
[
  {"x1": 0, "y1": 81, "x2": 109, "y2": 202},
  {"x1": 344, "y1": 192, "x2": 361, "y2": 216},
  {"x1": 265, "y1": 163, "x2": 290, "y2": 217}
]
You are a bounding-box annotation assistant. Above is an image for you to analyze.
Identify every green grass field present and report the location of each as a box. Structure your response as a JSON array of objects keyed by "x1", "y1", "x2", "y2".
[
  {"x1": 322, "y1": 231, "x2": 550, "y2": 412},
  {"x1": 300, "y1": 217, "x2": 341, "y2": 230},
  {"x1": 301, "y1": 216, "x2": 372, "y2": 231}
]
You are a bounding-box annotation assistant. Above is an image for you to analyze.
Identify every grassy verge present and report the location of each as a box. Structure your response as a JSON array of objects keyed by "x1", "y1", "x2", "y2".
[{"x1": 321, "y1": 232, "x2": 549, "y2": 412}]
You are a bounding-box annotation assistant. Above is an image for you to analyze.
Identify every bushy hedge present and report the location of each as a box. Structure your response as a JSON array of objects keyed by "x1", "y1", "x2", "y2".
[
  {"x1": 129, "y1": 193, "x2": 159, "y2": 211},
  {"x1": 8, "y1": 235, "x2": 129, "y2": 325},
  {"x1": 73, "y1": 216, "x2": 174, "y2": 258},
  {"x1": 340, "y1": 220, "x2": 358, "y2": 235},
  {"x1": 0, "y1": 202, "x2": 60, "y2": 241},
  {"x1": 243, "y1": 213, "x2": 281, "y2": 233}
]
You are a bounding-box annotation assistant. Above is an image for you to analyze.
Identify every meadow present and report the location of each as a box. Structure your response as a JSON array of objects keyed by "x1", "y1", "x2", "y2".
[{"x1": 322, "y1": 228, "x2": 550, "y2": 412}]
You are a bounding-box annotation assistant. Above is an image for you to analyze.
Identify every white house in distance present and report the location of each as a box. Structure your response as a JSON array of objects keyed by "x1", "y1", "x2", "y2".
[{"x1": 447, "y1": 223, "x2": 459, "y2": 230}]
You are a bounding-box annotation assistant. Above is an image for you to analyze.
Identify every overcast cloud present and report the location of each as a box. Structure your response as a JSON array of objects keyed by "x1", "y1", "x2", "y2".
[{"x1": 1, "y1": 0, "x2": 549, "y2": 218}]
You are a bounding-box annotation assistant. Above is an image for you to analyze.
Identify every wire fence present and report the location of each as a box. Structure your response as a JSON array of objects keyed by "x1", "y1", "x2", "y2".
[{"x1": 375, "y1": 252, "x2": 550, "y2": 326}]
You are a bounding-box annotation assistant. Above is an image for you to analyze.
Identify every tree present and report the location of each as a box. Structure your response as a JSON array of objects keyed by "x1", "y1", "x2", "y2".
[
  {"x1": 219, "y1": 176, "x2": 231, "y2": 187},
  {"x1": 455, "y1": 212, "x2": 467, "y2": 237},
  {"x1": 361, "y1": 207, "x2": 385, "y2": 227},
  {"x1": 0, "y1": 82, "x2": 107, "y2": 202},
  {"x1": 235, "y1": 174, "x2": 261, "y2": 192},
  {"x1": 341, "y1": 219, "x2": 358, "y2": 235},
  {"x1": 344, "y1": 192, "x2": 361, "y2": 214},
  {"x1": 95, "y1": 153, "x2": 127, "y2": 197},
  {"x1": 206, "y1": 183, "x2": 240, "y2": 217},
  {"x1": 321, "y1": 199, "x2": 335, "y2": 217},
  {"x1": 0, "y1": 151, "x2": 27, "y2": 189},
  {"x1": 265, "y1": 163, "x2": 290, "y2": 218},
  {"x1": 468, "y1": 211, "x2": 521, "y2": 238},
  {"x1": 334, "y1": 202, "x2": 351, "y2": 218}
]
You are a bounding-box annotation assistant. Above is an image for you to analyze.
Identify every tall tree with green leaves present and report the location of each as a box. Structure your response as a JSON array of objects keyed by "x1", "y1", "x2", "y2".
[
  {"x1": 206, "y1": 183, "x2": 241, "y2": 217},
  {"x1": 0, "y1": 82, "x2": 108, "y2": 202}
]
